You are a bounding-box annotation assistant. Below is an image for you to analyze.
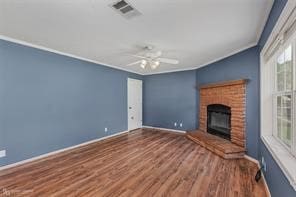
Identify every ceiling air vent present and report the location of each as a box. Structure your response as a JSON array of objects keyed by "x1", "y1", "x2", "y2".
[{"x1": 110, "y1": 0, "x2": 141, "y2": 19}]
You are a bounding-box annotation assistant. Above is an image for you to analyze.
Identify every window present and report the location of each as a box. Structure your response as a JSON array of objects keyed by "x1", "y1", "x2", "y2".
[
  {"x1": 260, "y1": 1, "x2": 296, "y2": 190},
  {"x1": 261, "y1": 35, "x2": 296, "y2": 191},
  {"x1": 274, "y1": 45, "x2": 294, "y2": 149}
]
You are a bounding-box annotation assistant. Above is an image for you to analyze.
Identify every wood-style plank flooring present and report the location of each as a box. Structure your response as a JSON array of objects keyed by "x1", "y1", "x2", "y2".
[{"x1": 0, "y1": 129, "x2": 267, "y2": 197}]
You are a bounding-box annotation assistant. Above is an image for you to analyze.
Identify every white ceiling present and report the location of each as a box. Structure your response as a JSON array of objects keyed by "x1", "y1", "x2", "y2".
[{"x1": 0, "y1": 0, "x2": 273, "y2": 75}]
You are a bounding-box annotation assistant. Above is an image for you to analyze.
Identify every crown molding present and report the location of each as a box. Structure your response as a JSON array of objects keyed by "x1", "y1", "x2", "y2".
[
  {"x1": 0, "y1": 35, "x2": 257, "y2": 76},
  {"x1": 145, "y1": 42, "x2": 257, "y2": 75},
  {"x1": 0, "y1": 35, "x2": 143, "y2": 75}
]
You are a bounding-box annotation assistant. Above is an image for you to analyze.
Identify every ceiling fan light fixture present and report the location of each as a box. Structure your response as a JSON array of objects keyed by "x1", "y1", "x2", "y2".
[
  {"x1": 150, "y1": 65, "x2": 157, "y2": 69},
  {"x1": 140, "y1": 59, "x2": 147, "y2": 69},
  {"x1": 141, "y1": 60, "x2": 147, "y2": 64},
  {"x1": 150, "y1": 63, "x2": 158, "y2": 70},
  {"x1": 154, "y1": 61, "x2": 160, "y2": 66},
  {"x1": 127, "y1": 47, "x2": 179, "y2": 70},
  {"x1": 140, "y1": 63, "x2": 146, "y2": 69}
]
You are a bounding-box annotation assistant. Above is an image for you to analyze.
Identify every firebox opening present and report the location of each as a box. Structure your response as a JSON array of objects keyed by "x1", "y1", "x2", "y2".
[{"x1": 207, "y1": 104, "x2": 231, "y2": 140}]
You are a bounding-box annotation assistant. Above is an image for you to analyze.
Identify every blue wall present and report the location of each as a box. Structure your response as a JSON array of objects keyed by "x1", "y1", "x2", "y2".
[
  {"x1": 0, "y1": 39, "x2": 142, "y2": 166},
  {"x1": 260, "y1": 144, "x2": 295, "y2": 196},
  {"x1": 196, "y1": 46, "x2": 260, "y2": 159},
  {"x1": 143, "y1": 71, "x2": 197, "y2": 131}
]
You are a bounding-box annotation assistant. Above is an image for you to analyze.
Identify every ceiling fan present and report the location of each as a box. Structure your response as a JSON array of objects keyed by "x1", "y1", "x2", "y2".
[{"x1": 127, "y1": 46, "x2": 179, "y2": 70}]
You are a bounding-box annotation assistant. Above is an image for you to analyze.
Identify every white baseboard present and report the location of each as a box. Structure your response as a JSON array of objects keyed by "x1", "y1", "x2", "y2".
[
  {"x1": 262, "y1": 172, "x2": 271, "y2": 197},
  {"x1": 0, "y1": 130, "x2": 129, "y2": 171},
  {"x1": 244, "y1": 155, "x2": 260, "y2": 165},
  {"x1": 244, "y1": 155, "x2": 271, "y2": 197},
  {"x1": 142, "y1": 126, "x2": 186, "y2": 134}
]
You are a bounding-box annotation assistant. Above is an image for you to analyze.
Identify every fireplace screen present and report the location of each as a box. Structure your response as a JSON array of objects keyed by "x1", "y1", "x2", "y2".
[{"x1": 207, "y1": 104, "x2": 231, "y2": 140}]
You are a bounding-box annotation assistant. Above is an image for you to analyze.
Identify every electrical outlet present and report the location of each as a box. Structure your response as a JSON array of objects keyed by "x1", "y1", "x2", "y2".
[
  {"x1": 261, "y1": 157, "x2": 267, "y2": 172},
  {"x1": 104, "y1": 127, "x2": 108, "y2": 132},
  {"x1": 174, "y1": 122, "x2": 177, "y2": 127},
  {"x1": 180, "y1": 123, "x2": 183, "y2": 127},
  {"x1": 0, "y1": 150, "x2": 6, "y2": 158}
]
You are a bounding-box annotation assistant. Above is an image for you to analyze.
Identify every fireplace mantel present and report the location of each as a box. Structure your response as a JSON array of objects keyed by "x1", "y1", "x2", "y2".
[{"x1": 197, "y1": 79, "x2": 249, "y2": 90}]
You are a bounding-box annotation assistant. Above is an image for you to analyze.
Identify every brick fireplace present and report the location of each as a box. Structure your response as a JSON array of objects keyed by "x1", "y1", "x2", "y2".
[{"x1": 199, "y1": 79, "x2": 247, "y2": 148}]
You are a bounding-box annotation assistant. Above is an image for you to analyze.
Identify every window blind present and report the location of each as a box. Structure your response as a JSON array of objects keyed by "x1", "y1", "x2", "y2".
[{"x1": 263, "y1": 6, "x2": 296, "y2": 63}]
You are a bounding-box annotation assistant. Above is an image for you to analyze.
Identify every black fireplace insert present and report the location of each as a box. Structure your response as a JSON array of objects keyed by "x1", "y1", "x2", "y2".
[{"x1": 207, "y1": 104, "x2": 231, "y2": 140}]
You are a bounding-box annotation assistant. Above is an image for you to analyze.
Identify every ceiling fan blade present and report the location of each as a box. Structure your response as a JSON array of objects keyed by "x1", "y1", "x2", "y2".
[
  {"x1": 132, "y1": 55, "x2": 148, "y2": 59},
  {"x1": 155, "y1": 51, "x2": 162, "y2": 57},
  {"x1": 157, "y1": 58, "x2": 179, "y2": 64},
  {"x1": 126, "y1": 60, "x2": 142, "y2": 66}
]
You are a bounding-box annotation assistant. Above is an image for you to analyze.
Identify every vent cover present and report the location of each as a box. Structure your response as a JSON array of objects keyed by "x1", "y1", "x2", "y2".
[{"x1": 110, "y1": 0, "x2": 141, "y2": 19}]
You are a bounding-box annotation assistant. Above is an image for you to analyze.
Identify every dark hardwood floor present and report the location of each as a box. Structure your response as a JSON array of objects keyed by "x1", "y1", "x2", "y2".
[{"x1": 0, "y1": 129, "x2": 267, "y2": 197}]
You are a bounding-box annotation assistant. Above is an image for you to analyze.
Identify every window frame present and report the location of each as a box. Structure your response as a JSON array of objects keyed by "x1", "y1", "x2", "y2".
[
  {"x1": 261, "y1": 34, "x2": 296, "y2": 190},
  {"x1": 293, "y1": 39, "x2": 296, "y2": 156},
  {"x1": 272, "y1": 43, "x2": 295, "y2": 156}
]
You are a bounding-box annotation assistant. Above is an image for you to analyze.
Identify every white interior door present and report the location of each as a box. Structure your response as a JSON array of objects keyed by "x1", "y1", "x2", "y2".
[{"x1": 128, "y1": 78, "x2": 143, "y2": 131}]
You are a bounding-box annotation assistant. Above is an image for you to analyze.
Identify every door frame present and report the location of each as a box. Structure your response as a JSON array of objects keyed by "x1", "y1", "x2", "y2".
[{"x1": 127, "y1": 78, "x2": 143, "y2": 131}]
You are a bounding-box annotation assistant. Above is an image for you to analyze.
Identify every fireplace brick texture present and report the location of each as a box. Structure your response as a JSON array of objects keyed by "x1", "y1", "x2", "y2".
[{"x1": 199, "y1": 80, "x2": 247, "y2": 148}]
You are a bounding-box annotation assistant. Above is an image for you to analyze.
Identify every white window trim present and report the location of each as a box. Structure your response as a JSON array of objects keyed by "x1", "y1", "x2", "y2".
[{"x1": 260, "y1": 0, "x2": 296, "y2": 191}]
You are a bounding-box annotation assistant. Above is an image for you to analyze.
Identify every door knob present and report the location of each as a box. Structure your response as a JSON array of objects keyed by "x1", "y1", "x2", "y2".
[
  {"x1": 131, "y1": 116, "x2": 134, "y2": 119},
  {"x1": 129, "y1": 107, "x2": 132, "y2": 109}
]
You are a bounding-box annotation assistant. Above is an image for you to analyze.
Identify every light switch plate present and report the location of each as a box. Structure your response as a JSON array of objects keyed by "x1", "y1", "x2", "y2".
[{"x1": 0, "y1": 150, "x2": 6, "y2": 158}]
